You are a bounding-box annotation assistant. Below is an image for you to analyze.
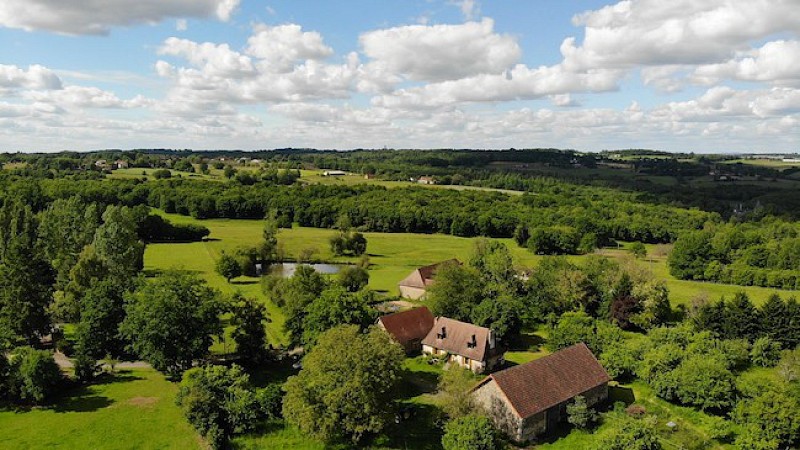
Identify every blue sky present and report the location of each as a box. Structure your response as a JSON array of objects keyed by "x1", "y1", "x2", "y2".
[{"x1": 0, "y1": 0, "x2": 798, "y2": 152}]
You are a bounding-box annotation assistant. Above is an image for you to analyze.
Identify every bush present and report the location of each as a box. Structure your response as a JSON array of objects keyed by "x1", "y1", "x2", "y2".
[
  {"x1": 567, "y1": 395, "x2": 597, "y2": 430},
  {"x1": 442, "y1": 414, "x2": 502, "y2": 450},
  {"x1": 73, "y1": 351, "x2": 98, "y2": 383},
  {"x1": 750, "y1": 337, "x2": 782, "y2": 367},
  {"x1": 176, "y1": 365, "x2": 262, "y2": 449},
  {"x1": 593, "y1": 417, "x2": 661, "y2": 450},
  {"x1": 152, "y1": 169, "x2": 172, "y2": 179},
  {"x1": 8, "y1": 347, "x2": 62, "y2": 404},
  {"x1": 256, "y1": 383, "x2": 284, "y2": 420},
  {"x1": 338, "y1": 266, "x2": 369, "y2": 292}
]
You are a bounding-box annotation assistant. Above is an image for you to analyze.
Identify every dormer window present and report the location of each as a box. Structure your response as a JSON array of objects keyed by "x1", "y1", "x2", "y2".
[
  {"x1": 467, "y1": 334, "x2": 477, "y2": 348},
  {"x1": 436, "y1": 326, "x2": 447, "y2": 339}
]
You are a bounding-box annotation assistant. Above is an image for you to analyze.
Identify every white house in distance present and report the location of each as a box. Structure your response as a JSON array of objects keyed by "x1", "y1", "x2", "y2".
[
  {"x1": 421, "y1": 316, "x2": 504, "y2": 373},
  {"x1": 322, "y1": 170, "x2": 346, "y2": 176}
]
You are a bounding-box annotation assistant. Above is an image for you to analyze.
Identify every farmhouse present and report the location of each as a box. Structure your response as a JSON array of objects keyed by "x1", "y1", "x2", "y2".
[
  {"x1": 322, "y1": 170, "x2": 346, "y2": 176},
  {"x1": 376, "y1": 306, "x2": 435, "y2": 353},
  {"x1": 397, "y1": 259, "x2": 460, "y2": 299},
  {"x1": 417, "y1": 176, "x2": 436, "y2": 185},
  {"x1": 472, "y1": 343, "x2": 609, "y2": 443},
  {"x1": 421, "y1": 317, "x2": 504, "y2": 373}
]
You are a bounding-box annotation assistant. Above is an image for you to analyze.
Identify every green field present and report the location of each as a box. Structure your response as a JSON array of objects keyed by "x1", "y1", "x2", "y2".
[
  {"x1": 148, "y1": 212, "x2": 788, "y2": 315},
  {"x1": 0, "y1": 369, "x2": 198, "y2": 450}
]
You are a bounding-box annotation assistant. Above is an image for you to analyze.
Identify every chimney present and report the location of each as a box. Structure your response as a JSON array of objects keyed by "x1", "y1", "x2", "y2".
[{"x1": 488, "y1": 329, "x2": 495, "y2": 349}]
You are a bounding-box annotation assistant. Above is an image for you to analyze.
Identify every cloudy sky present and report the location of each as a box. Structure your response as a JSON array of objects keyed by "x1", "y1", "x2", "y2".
[{"x1": 1, "y1": 0, "x2": 799, "y2": 153}]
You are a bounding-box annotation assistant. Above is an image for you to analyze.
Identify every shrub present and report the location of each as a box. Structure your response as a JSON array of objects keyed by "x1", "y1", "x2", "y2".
[
  {"x1": 750, "y1": 337, "x2": 782, "y2": 367},
  {"x1": 442, "y1": 414, "x2": 502, "y2": 450},
  {"x1": 8, "y1": 347, "x2": 62, "y2": 404}
]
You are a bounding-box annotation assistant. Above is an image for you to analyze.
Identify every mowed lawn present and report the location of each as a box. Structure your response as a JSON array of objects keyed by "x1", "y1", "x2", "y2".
[{"x1": 0, "y1": 370, "x2": 199, "y2": 450}]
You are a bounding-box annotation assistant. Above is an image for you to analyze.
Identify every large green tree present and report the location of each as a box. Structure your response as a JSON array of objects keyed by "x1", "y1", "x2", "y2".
[
  {"x1": 120, "y1": 272, "x2": 224, "y2": 378},
  {"x1": 283, "y1": 325, "x2": 404, "y2": 444},
  {"x1": 229, "y1": 293, "x2": 269, "y2": 364},
  {"x1": 176, "y1": 364, "x2": 266, "y2": 449},
  {"x1": 0, "y1": 201, "x2": 54, "y2": 343}
]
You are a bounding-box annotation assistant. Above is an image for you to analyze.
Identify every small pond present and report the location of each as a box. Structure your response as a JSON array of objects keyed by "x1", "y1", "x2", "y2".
[{"x1": 262, "y1": 262, "x2": 350, "y2": 278}]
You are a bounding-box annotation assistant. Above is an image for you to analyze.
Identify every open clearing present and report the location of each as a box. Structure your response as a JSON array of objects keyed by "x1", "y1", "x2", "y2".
[{"x1": 0, "y1": 369, "x2": 198, "y2": 450}]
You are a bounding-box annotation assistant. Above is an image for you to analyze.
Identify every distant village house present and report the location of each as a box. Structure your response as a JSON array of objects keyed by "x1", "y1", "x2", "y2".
[
  {"x1": 472, "y1": 343, "x2": 609, "y2": 443},
  {"x1": 397, "y1": 259, "x2": 460, "y2": 300},
  {"x1": 323, "y1": 170, "x2": 346, "y2": 176},
  {"x1": 417, "y1": 176, "x2": 436, "y2": 185}
]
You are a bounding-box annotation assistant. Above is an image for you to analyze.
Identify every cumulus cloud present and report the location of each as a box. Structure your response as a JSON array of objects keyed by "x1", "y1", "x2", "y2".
[
  {"x1": 373, "y1": 63, "x2": 620, "y2": 109},
  {"x1": 0, "y1": 0, "x2": 239, "y2": 35},
  {"x1": 155, "y1": 29, "x2": 359, "y2": 114},
  {"x1": 0, "y1": 64, "x2": 62, "y2": 90},
  {"x1": 563, "y1": 0, "x2": 800, "y2": 72},
  {"x1": 159, "y1": 38, "x2": 255, "y2": 78},
  {"x1": 246, "y1": 24, "x2": 334, "y2": 73},
  {"x1": 693, "y1": 40, "x2": 800, "y2": 85},
  {"x1": 359, "y1": 18, "x2": 520, "y2": 83}
]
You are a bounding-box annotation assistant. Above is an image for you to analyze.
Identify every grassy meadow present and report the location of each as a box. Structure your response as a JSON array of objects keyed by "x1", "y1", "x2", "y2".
[{"x1": 0, "y1": 369, "x2": 198, "y2": 450}]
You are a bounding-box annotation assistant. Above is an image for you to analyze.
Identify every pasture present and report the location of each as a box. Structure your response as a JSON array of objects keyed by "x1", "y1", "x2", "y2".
[
  {"x1": 0, "y1": 369, "x2": 198, "y2": 450},
  {"x1": 147, "y1": 211, "x2": 788, "y2": 318}
]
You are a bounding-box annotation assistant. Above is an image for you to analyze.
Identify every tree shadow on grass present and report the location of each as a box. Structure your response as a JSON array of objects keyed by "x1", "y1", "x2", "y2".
[
  {"x1": 380, "y1": 403, "x2": 444, "y2": 450},
  {"x1": 508, "y1": 332, "x2": 546, "y2": 352},
  {"x1": 52, "y1": 394, "x2": 113, "y2": 413},
  {"x1": 608, "y1": 385, "x2": 636, "y2": 406},
  {"x1": 399, "y1": 369, "x2": 440, "y2": 399},
  {"x1": 231, "y1": 280, "x2": 259, "y2": 285},
  {"x1": 91, "y1": 371, "x2": 144, "y2": 385}
]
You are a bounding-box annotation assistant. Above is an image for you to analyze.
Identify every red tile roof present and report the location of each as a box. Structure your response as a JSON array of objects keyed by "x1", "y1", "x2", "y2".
[
  {"x1": 478, "y1": 343, "x2": 609, "y2": 419},
  {"x1": 422, "y1": 316, "x2": 497, "y2": 361},
  {"x1": 378, "y1": 306, "x2": 435, "y2": 347},
  {"x1": 398, "y1": 259, "x2": 461, "y2": 289}
]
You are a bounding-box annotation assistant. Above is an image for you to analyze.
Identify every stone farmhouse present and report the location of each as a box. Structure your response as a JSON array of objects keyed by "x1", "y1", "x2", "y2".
[
  {"x1": 376, "y1": 307, "x2": 505, "y2": 373},
  {"x1": 397, "y1": 259, "x2": 460, "y2": 300},
  {"x1": 421, "y1": 316, "x2": 505, "y2": 373},
  {"x1": 376, "y1": 306, "x2": 435, "y2": 354},
  {"x1": 471, "y1": 343, "x2": 610, "y2": 443}
]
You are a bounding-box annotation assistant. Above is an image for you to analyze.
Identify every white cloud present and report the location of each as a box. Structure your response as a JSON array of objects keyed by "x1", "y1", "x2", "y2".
[
  {"x1": 563, "y1": 0, "x2": 800, "y2": 72},
  {"x1": 0, "y1": 64, "x2": 62, "y2": 90},
  {"x1": 359, "y1": 18, "x2": 520, "y2": 83},
  {"x1": 245, "y1": 24, "x2": 334, "y2": 73},
  {"x1": 693, "y1": 40, "x2": 800, "y2": 85},
  {"x1": 23, "y1": 86, "x2": 152, "y2": 109},
  {"x1": 159, "y1": 37, "x2": 255, "y2": 78},
  {"x1": 0, "y1": 0, "x2": 239, "y2": 35},
  {"x1": 373, "y1": 63, "x2": 620, "y2": 109},
  {"x1": 451, "y1": 0, "x2": 480, "y2": 21}
]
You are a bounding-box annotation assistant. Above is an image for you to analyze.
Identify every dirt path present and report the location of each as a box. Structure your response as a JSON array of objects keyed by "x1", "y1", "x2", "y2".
[{"x1": 54, "y1": 351, "x2": 151, "y2": 370}]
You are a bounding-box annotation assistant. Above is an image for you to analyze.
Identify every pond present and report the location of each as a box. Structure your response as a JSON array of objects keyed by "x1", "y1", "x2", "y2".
[{"x1": 262, "y1": 262, "x2": 350, "y2": 278}]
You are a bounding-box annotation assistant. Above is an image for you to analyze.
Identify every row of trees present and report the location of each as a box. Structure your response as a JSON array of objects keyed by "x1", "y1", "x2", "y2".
[
  {"x1": 669, "y1": 220, "x2": 800, "y2": 289},
  {"x1": 691, "y1": 292, "x2": 800, "y2": 348}
]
